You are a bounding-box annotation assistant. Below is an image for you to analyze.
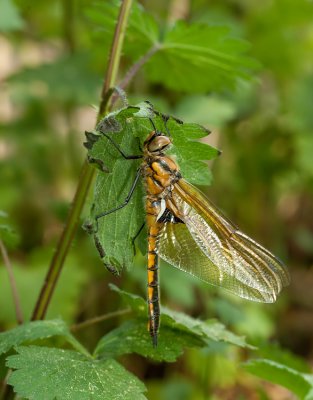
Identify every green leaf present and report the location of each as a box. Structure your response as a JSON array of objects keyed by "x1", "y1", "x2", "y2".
[
  {"x1": 0, "y1": 211, "x2": 19, "y2": 249},
  {"x1": 0, "y1": 0, "x2": 24, "y2": 32},
  {"x1": 244, "y1": 358, "x2": 313, "y2": 400},
  {"x1": 85, "y1": 102, "x2": 218, "y2": 272},
  {"x1": 87, "y1": 1, "x2": 258, "y2": 92},
  {"x1": 257, "y1": 344, "x2": 312, "y2": 374},
  {"x1": 146, "y1": 22, "x2": 259, "y2": 92},
  {"x1": 85, "y1": 105, "x2": 150, "y2": 273},
  {"x1": 107, "y1": 286, "x2": 253, "y2": 352},
  {"x1": 109, "y1": 283, "x2": 146, "y2": 313},
  {"x1": 113, "y1": 284, "x2": 252, "y2": 349},
  {"x1": 6, "y1": 346, "x2": 147, "y2": 400},
  {"x1": 0, "y1": 320, "x2": 88, "y2": 356},
  {"x1": 162, "y1": 307, "x2": 253, "y2": 350},
  {"x1": 95, "y1": 319, "x2": 203, "y2": 363}
]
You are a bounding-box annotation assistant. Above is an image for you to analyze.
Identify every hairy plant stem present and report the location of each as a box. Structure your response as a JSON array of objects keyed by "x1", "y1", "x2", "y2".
[
  {"x1": 99, "y1": 0, "x2": 134, "y2": 116},
  {"x1": 31, "y1": 0, "x2": 134, "y2": 322}
]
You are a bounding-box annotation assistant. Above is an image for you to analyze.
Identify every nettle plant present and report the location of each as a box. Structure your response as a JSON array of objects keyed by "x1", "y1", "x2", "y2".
[{"x1": 1, "y1": 1, "x2": 309, "y2": 399}]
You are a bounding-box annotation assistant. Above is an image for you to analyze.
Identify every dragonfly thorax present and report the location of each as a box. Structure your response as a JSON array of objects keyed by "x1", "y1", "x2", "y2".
[{"x1": 143, "y1": 155, "x2": 181, "y2": 196}]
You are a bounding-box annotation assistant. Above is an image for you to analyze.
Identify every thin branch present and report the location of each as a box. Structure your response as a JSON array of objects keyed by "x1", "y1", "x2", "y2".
[
  {"x1": 31, "y1": 0, "x2": 134, "y2": 322},
  {"x1": 119, "y1": 44, "x2": 160, "y2": 91},
  {"x1": 71, "y1": 308, "x2": 131, "y2": 332},
  {"x1": 0, "y1": 239, "x2": 23, "y2": 324}
]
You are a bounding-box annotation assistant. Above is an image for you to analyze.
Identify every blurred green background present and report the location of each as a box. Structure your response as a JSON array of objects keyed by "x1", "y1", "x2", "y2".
[{"x1": 1, "y1": 0, "x2": 313, "y2": 398}]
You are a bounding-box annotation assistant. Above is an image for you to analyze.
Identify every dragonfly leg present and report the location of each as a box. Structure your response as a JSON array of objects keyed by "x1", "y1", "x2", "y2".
[
  {"x1": 162, "y1": 114, "x2": 171, "y2": 138},
  {"x1": 131, "y1": 222, "x2": 145, "y2": 256},
  {"x1": 148, "y1": 113, "x2": 177, "y2": 138},
  {"x1": 149, "y1": 118, "x2": 157, "y2": 132},
  {"x1": 101, "y1": 132, "x2": 143, "y2": 160},
  {"x1": 94, "y1": 167, "x2": 142, "y2": 233}
]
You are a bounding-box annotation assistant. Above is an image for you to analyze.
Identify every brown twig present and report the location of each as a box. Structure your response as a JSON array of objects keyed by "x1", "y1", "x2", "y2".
[{"x1": 71, "y1": 308, "x2": 131, "y2": 332}]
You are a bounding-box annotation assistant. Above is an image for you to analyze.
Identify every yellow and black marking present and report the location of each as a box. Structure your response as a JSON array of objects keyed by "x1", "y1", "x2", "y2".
[
  {"x1": 146, "y1": 198, "x2": 162, "y2": 346},
  {"x1": 143, "y1": 130, "x2": 182, "y2": 346}
]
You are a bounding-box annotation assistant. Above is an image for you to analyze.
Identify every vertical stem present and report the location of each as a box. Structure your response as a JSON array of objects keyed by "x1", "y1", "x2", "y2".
[
  {"x1": 31, "y1": 161, "x2": 94, "y2": 320},
  {"x1": 0, "y1": 239, "x2": 23, "y2": 324},
  {"x1": 99, "y1": 0, "x2": 133, "y2": 117},
  {"x1": 0, "y1": 371, "x2": 13, "y2": 400},
  {"x1": 31, "y1": 0, "x2": 133, "y2": 321}
]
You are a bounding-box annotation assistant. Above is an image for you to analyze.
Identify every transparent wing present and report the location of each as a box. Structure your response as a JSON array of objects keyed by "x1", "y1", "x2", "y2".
[{"x1": 158, "y1": 179, "x2": 290, "y2": 303}]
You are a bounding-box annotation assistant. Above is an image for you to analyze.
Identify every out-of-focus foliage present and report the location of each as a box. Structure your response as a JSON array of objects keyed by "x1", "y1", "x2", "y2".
[
  {"x1": 1, "y1": 0, "x2": 313, "y2": 398},
  {"x1": 0, "y1": 253, "x2": 88, "y2": 325},
  {"x1": 0, "y1": 0, "x2": 24, "y2": 32}
]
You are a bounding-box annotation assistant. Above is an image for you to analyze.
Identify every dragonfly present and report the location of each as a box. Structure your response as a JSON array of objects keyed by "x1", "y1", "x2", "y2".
[{"x1": 91, "y1": 116, "x2": 290, "y2": 347}]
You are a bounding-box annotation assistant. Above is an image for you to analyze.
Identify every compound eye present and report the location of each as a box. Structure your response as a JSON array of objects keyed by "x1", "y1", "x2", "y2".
[{"x1": 148, "y1": 136, "x2": 171, "y2": 152}]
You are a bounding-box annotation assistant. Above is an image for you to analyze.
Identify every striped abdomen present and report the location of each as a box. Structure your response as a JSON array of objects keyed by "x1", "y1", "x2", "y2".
[
  {"x1": 146, "y1": 197, "x2": 162, "y2": 347},
  {"x1": 143, "y1": 155, "x2": 181, "y2": 346}
]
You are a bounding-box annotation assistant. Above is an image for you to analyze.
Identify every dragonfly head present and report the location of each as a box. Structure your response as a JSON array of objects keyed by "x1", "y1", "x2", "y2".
[{"x1": 144, "y1": 132, "x2": 172, "y2": 154}]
